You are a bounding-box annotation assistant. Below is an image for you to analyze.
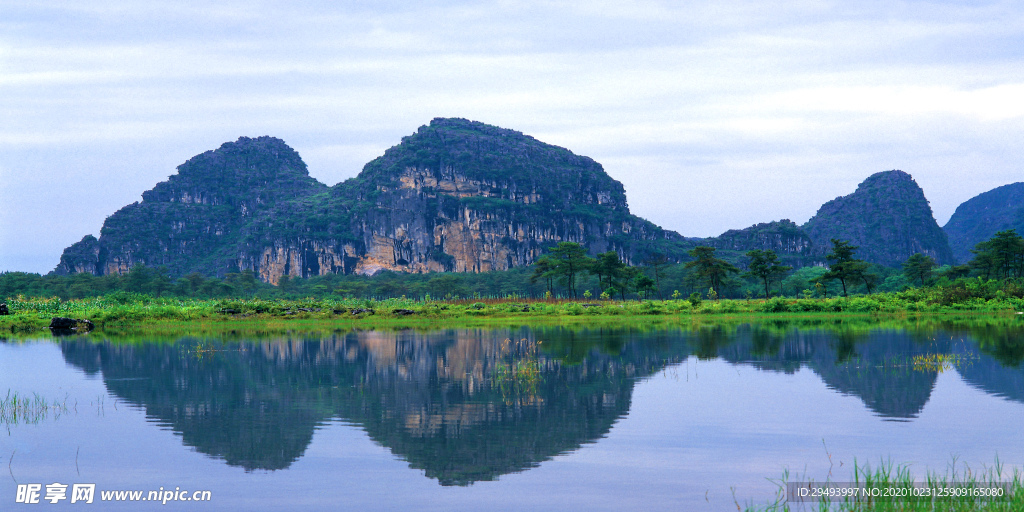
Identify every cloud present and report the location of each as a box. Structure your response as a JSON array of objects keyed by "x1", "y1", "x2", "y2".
[{"x1": 2, "y1": 0, "x2": 1023, "y2": 272}]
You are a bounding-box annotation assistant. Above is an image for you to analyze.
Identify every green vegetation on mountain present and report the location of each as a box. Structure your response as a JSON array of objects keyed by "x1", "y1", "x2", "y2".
[
  {"x1": 704, "y1": 220, "x2": 814, "y2": 267},
  {"x1": 50, "y1": 117, "x2": 1023, "y2": 293},
  {"x1": 702, "y1": 171, "x2": 957, "y2": 269},
  {"x1": 55, "y1": 118, "x2": 690, "y2": 285},
  {"x1": 944, "y1": 182, "x2": 1024, "y2": 263},
  {"x1": 55, "y1": 137, "x2": 326, "y2": 278},
  {"x1": 802, "y1": 170, "x2": 954, "y2": 267}
]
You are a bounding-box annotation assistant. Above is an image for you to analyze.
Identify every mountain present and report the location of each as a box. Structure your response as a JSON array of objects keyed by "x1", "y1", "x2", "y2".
[
  {"x1": 943, "y1": 182, "x2": 1024, "y2": 263},
  {"x1": 53, "y1": 121, "x2": 986, "y2": 281},
  {"x1": 702, "y1": 220, "x2": 815, "y2": 266},
  {"x1": 701, "y1": 171, "x2": 954, "y2": 268},
  {"x1": 55, "y1": 118, "x2": 689, "y2": 283},
  {"x1": 55, "y1": 136, "x2": 327, "y2": 277},
  {"x1": 58, "y1": 328, "x2": 676, "y2": 481},
  {"x1": 802, "y1": 170, "x2": 954, "y2": 266},
  {"x1": 802, "y1": 170, "x2": 954, "y2": 267}
]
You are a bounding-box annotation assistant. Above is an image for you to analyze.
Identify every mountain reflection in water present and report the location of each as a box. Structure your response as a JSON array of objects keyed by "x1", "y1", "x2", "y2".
[{"x1": 56, "y1": 322, "x2": 1024, "y2": 485}]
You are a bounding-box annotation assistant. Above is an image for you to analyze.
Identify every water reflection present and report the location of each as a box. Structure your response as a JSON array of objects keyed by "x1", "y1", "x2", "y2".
[{"x1": 55, "y1": 321, "x2": 1024, "y2": 485}]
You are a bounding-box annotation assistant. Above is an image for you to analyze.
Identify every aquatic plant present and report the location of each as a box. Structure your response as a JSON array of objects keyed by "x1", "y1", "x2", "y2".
[
  {"x1": 492, "y1": 338, "x2": 542, "y2": 401},
  {"x1": 0, "y1": 390, "x2": 70, "y2": 426},
  {"x1": 749, "y1": 459, "x2": 1024, "y2": 511}
]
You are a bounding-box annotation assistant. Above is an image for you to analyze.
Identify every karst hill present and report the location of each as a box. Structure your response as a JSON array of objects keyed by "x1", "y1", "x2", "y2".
[
  {"x1": 55, "y1": 119, "x2": 1019, "y2": 282},
  {"x1": 55, "y1": 118, "x2": 687, "y2": 284}
]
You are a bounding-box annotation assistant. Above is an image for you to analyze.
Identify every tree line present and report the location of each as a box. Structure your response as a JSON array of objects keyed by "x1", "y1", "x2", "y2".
[{"x1": 3, "y1": 230, "x2": 1022, "y2": 301}]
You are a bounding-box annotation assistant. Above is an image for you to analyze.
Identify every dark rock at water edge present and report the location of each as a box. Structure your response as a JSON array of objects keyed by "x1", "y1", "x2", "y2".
[
  {"x1": 49, "y1": 317, "x2": 95, "y2": 335},
  {"x1": 0, "y1": 303, "x2": 8, "y2": 315}
]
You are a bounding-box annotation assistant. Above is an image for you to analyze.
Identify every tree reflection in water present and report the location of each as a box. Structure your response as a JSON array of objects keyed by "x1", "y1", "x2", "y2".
[{"x1": 57, "y1": 321, "x2": 1024, "y2": 484}]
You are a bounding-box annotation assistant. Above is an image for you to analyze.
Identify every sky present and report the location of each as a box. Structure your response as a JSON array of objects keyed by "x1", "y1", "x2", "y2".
[{"x1": 2, "y1": 0, "x2": 1023, "y2": 274}]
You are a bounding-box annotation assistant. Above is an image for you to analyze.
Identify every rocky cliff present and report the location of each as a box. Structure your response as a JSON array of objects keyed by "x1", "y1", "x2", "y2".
[
  {"x1": 943, "y1": 182, "x2": 1024, "y2": 263},
  {"x1": 801, "y1": 170, "x2": 954, "y2": 267},
  {"x1": 55, "y1": 118, "x2": 688, "y2": 283},
  {"x1": 701, "y1": 171, "x2": 955, "y2": 268},
  {"x1": 55, "y1": 136, "x2": 327, "y2": 279},
  {"x1": 702, "y1": 220, "x2": 815, "y2": 266}
]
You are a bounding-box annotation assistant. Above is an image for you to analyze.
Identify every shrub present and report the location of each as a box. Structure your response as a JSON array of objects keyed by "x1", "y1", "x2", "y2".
[
  {"x1": 847, "y1": 297, "x2": 882, "y2": 312},
  {"x1": 718, "y1": 301, "x2": 738, "y2": 313},
  {"x1": 760, "y1": 297, "x2": 790, "y2": 313}
]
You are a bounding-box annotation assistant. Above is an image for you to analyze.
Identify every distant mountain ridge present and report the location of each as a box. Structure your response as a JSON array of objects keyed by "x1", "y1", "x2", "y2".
[
  {"x1": 943, "y1": 182, "x2": 1024, "y2": 263},
  {"x1": 703, "y1": 170, "x2": 955, "y2": 267},
  {"x1": 802, "y1": 170, "x2": 954, "y2": 266},
  {"x1": 702, "y1": 220, "x2": 817, "y2": 266},
  {"x1": 57, "y1": 136, "x2": 327, "y2": 278},
  {"x1": 54, "y1": 119, "x2": 1017, "y2": 282},
  {"x1": 55, "y1": 118, "x2": 689, "y2": 283}
]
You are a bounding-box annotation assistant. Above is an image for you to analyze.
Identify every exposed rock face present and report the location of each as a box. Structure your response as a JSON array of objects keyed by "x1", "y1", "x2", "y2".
[
  {"x1": 702, "y1": 220, "x2": 815, "y2": 265},
  {"x1": 700, "y1": 171, "x2": 956, "y2": 268},
  {"x1": 54, "y1": 119, "x2": 687, "y2": 284},
  {"x1": 58, "y1": 329, "x2": 667, "y2": 479},
  {"x1": 802, "y1": 170, "x2": 954, "y2": 267},
  {"x1": 943, "y1": 182, "x2": 1024, "y2": 263},
  {"x1": 55, "y1": 136, "x2": 327, "y2": 279}
]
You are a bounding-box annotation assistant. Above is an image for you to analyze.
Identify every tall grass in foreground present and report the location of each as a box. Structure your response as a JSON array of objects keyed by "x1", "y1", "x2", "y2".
[
  {"x1": 748, "y1": 460, "x2": 1024, "y2": 511},
  {"x1": 0, "y1": 390, "x2": 70, "y2": 426}
]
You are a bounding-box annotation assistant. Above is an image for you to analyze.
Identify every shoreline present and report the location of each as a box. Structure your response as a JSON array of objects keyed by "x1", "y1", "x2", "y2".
[{"x1": 2, "y1": 298, "x2": 1021, "y2": 340}]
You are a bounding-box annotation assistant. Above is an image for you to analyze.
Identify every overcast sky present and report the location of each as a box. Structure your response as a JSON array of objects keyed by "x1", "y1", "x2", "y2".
[{"x1": 2, "y1": 1, "x2": 1023, "y2": 274}]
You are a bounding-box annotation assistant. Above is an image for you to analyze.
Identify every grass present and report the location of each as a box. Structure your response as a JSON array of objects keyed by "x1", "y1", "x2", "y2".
[
  {"x1": 2, "y1": 293, "x2": 1023, "y2": 337},
  {"x1": 748, "y1": 459, "x2": 1024, "y2": 511},
  {"x1": 491, "y1": 338, "x2": 543, "y2": 402},
  {"x1": 0, "y1": 390, "x2": 70, "y2": 426}
]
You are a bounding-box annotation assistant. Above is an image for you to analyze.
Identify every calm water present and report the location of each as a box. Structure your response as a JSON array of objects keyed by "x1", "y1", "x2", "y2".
[{"x1": 2, "y1": 320, "x2": 1023, "y2": 510}]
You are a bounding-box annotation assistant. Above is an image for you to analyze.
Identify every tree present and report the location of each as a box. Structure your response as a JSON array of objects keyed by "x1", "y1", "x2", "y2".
[
  {"x1": 743, "y1": 249, "x2": 792, "y2": 299},
  {"x1": 643, "y1": 253, "x2": 670, "y2": 299},
  {"x1": 902, "y1": 253, "x2": 936, "y2": 287},
  {"x1": 821, "y1": 239, "x2": 872, "y2": 297},
  {"x1": 122, "y1": 265, "x2": 155, "y2": 293},
  {"x1": 634, "y1": 274, "x2": 656, "y2": 300},
  {"x1": 592, "y1": 251, "x2": 627, "y2": 294},
  {"x1": 970, "y1": 229, "x2": 1024, "y2": 279},
  {"x1": 614, "y1": 266, "x2": 641, "y2": 300},
  {"x1": 182, "y1": 272, "x2": 208, "y2": 296},
  {"x1": 530, "y1": 255, "x2": 558, "y2": 297},
  {"x1": 547, "y1": 242, "x2": 593, "y2": 299},
  {"x1": 684, "y1": 246, "x2": 739, "y2": 298},
  {"x1": 939, "y1": 264, "x2": 971, "y2": 280},
  {"x1": 428, "y1": 275, "x2": 463, "y2": 299}
]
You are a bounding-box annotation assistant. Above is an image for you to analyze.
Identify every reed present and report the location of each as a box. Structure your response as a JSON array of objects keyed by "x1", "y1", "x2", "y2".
[
  {"x1": 0, "y1": 390, "x2": 69, "y2": 426},
  {"x1": 748, "y1": 459, "x2": 1024, "y2": 511}
]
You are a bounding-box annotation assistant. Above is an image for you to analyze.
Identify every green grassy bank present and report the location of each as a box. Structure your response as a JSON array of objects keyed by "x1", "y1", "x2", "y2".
[{"x1": 1, "y1": 291, "x2": 1022, "y2": 338}]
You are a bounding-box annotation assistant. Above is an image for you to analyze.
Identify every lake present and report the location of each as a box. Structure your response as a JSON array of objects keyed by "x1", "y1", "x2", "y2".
[{"x1": 2, "y1": 318, "x2": 1023, "y2": 510}]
